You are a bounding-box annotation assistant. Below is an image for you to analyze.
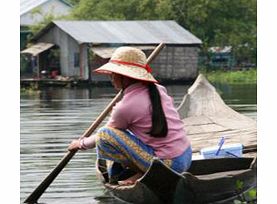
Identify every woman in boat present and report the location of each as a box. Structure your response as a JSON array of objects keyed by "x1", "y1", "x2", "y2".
[{"x1": 68, "y1": 46, "x2": 192, "y2": 185}]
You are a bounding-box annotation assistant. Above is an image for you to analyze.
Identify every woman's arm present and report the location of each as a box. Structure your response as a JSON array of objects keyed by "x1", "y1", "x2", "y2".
[{"x1": 68, "y1": 134, "x2": 97, "y2": 151}]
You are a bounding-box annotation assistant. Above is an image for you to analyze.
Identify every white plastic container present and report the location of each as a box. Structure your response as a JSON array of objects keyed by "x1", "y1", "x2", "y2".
[{"x1": 200, "y1": 143, "x2": 243, "y2": 159}]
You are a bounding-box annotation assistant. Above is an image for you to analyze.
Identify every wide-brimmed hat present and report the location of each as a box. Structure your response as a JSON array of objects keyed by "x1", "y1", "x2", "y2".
[{"x1": 94, "y1": 46, "x2": 158, "y2": 83}]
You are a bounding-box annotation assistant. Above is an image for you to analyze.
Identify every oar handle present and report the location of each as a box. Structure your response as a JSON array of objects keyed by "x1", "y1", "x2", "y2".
[
  {"x1": 146, "y1": 43, "x2": 165, "y2": 64},
  {"x1": 24, "y1": 42, "x2": 165, "y2": 204}
]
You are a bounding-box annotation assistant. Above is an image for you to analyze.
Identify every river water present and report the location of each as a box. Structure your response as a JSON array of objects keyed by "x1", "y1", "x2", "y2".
[{"x1": 20, "y1": 83, "x2": 257, "y2": 204}]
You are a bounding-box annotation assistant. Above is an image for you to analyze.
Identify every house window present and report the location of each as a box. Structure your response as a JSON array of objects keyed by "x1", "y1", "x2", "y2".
[{"x1": 74, "y1": 53, "x2": 80, "y2": 67}]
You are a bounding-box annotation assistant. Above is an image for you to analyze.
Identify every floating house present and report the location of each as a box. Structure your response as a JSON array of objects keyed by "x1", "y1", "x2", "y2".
[{"x1": 21, "y1": 20, "x2": 202, "y2": 83}]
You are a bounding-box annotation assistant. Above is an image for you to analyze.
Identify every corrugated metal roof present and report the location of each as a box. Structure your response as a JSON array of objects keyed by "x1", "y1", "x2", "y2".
[
  {"x1": 21, "y1": 42, "x2": 55, "y2": 56},
  {"x1": 51, "y1": 20, "x2": 202, "y2": 45},
  {"x1": 20, "y1": 0, "x2": 71, "y2": 15}
]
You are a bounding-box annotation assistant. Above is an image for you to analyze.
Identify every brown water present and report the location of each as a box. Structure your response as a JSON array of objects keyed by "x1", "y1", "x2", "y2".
[{"x1": 20, "y1": 84, "x2": 257, "y2": 204}]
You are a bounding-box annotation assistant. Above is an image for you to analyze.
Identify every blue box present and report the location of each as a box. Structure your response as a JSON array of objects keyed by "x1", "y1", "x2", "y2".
[{"x1": 200, "y1": 143, "x2": 243, "y2": 159}]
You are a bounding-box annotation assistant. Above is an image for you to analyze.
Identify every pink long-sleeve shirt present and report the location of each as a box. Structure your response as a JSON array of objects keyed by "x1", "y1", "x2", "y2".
[{"x1": 106, "y1": 82, "x2": 190, "y2": 159}]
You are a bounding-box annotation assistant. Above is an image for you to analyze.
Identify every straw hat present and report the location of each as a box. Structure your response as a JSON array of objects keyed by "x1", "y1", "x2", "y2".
[{"x1": 94, "y1": 46, "x2": 158, "y2": 83}]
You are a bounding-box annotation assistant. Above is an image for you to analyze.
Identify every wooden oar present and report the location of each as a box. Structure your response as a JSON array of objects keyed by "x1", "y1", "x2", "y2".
[{"x1": 24, "y1": 42, "x2": 165, "y2": 204}]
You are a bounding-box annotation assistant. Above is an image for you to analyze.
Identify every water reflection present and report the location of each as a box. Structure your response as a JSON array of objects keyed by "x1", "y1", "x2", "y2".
[
  {"x1": 20, "y1": 84, "x2": 256, "y2": 204},
  {"x1": 212, "y1": 83, "x2": 257, "y2": 120}
]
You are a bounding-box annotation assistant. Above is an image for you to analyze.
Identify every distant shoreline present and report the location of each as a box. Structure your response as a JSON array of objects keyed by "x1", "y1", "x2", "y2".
[{"x1": 200, "y1": 69, "x2": 257, "y2": 84}]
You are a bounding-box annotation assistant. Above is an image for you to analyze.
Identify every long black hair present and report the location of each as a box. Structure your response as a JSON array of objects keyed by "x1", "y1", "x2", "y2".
[{"x1": 148, "y1": 83, "x2": 168, "y2": 137}]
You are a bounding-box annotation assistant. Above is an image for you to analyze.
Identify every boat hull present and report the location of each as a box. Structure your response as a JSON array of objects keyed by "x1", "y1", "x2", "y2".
[{"x1": 97, "y1": 157, "x2": 257, "y2": 204}]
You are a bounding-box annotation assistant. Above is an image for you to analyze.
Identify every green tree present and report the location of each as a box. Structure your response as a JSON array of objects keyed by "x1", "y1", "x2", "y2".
[
  {"x1": 67, "y1": 0, "x2": 81, "y2": 6},
  {"x1": 29, "y1": 10, "x2": 56, "y2": 34},
  {"x1": 169, "y1": 0, "x2": 256, "y2": 61},
  {"x1": 69, "y1": 0, "x2": 172, "y2": 20},
  {"x1": 204, "y1": 0, "x2": 257, "y2": 65}
]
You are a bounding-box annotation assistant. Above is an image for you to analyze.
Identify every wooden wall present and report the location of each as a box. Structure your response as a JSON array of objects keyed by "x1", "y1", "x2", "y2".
[
  {"x1": 37, "y1": 26, "x2": 89, "y2": 80},
  {"x1": 151, "y1": 45, "x2": 199, "y2": 82},
  {"x1": 89, "y1": 45, "x2": 200, "y2": 82}
]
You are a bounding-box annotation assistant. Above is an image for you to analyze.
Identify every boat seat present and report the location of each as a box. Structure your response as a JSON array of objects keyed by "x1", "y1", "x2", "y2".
[{"x1": 194, "y1": 169, "x2": 251, "y2": 180}]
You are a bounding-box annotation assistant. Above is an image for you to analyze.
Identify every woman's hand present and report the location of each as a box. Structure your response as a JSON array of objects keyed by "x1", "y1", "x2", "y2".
[
  {"x1": 68, "y1": 139, "x2": 81, "y2": 151},
  {"x1": 68, "y1": 135, "x2": 96, "y2": 151}
]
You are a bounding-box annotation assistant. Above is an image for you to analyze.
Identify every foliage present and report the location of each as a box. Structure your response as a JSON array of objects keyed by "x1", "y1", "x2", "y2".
[
  {"x1": 20, "y1": 55, "x2": 30, "y2": 74},
  {"x1": 67, "y1": 0, "x2": 81, "y2": 6},
  {"x1": 20, "y1": 84, "x2": 40, "y2": 96},
  {"x1": 200, "y1": 69, "x2": 257, "y2": 84},
  {"x1": 233, "y1": 180, "x2": 257, "y2": 203},
  {"x1": 28, "y1": 7, "x2": 68, "y2": 36},
  {"x1": 69, "y1": 0, "x2": 172, "y2": 20},
  {"x1": 169, "y1": 0, "x2": 256, "y2": 64}
]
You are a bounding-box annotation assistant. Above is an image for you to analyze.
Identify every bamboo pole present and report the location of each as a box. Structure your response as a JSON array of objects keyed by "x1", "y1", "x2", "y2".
[{"x1": 24, "y1": 42, "x2": 165, "y2": 204}]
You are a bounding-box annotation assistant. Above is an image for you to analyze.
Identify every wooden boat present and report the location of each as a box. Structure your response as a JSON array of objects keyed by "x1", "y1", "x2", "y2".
[
  {"x1": 96, "y1": 157, "x2": 257, "y2": 204},
  {"x1": 95, "y1": 74, "x2": 257, "y2": 203}
]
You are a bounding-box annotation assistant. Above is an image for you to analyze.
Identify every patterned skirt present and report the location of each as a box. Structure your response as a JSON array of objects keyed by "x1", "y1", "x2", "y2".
[{"x1": 95, "y1": 126, "x2": 192, "y2": 175}]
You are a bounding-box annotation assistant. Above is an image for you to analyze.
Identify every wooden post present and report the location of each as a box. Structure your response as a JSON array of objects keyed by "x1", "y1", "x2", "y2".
[
  {"x1": 37, "y1": 55, "x2": 40, "y2": 78},
  {"x1": 87, "y1": 44, "x2": 92, "y2": 83},
  {"x1": 79, "y1": 44, "x2": 83, "y2": 79}
]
